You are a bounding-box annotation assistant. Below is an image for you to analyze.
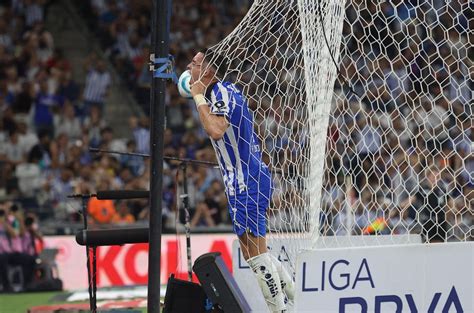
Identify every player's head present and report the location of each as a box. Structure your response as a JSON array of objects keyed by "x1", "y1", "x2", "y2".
[
  {"x1": 187, "y1": 52, "x2": 209, "y2": 85},
  {"x1": 202, "y1": 48, "x2": 229, "y2": 79},
  {"x1": 187, "y1": 49, "x2": 229, "y2": 85}
]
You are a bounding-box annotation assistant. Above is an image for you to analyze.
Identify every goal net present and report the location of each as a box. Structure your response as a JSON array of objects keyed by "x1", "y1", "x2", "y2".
[{"x1": 203, "y1": 0, "x2": 472, "y2": 269}]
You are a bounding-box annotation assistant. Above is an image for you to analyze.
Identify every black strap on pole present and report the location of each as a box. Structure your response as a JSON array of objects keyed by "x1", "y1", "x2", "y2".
[{"x1": 148, "y1": 0, "x2": 171, "y2": 311}]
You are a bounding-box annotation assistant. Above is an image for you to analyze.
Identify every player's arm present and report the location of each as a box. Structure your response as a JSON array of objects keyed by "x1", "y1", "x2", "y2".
[
  {"x1": 195, "y1": 98, "x2": 229, "y2": 140},
  {"x1": 191, "y1": 83, "x2": 229, "y2": 140}
]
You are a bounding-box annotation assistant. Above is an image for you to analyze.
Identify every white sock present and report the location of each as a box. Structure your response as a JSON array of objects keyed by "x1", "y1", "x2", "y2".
[
  {"x1": 269, "y1": 253, "x2": 295, "y2": 302},
  {"x1": 247, "y1": 253, "x2": 287, "y2": 312}
]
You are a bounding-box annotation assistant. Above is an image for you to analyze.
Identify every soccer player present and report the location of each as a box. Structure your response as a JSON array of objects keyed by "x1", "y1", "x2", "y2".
[{"x1": 188, "y1": 51, "x2": 294, "y2": 312}]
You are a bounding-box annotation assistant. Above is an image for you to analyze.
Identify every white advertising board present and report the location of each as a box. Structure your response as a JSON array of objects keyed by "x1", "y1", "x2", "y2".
[
  {"x1": 295, "y1": 242, "x2": 473, "y2": 313},
  {"x1": 232, "y1": 235, "x2": 423, "y2": 312}
]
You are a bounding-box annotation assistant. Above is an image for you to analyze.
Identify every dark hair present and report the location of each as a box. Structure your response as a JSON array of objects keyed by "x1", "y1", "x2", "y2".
[
  {"x1": 100, "y1": 126, "x2": 113, "y2": 135},
  {"x1": 25, "y1": 216, "x2": 35, "y2": 226},
  {"x1": 0, "y1": 209, "x2": 5, "y2": 217},
  {"x1": 10, "y1": 204, "x2": 18, "y2": 212},
  {"x1": 37, "y1": 128, "x2": 50, "y2": 140},
  {"x1": 203, "y1": 48, "x2": 229, "y2": 80}
]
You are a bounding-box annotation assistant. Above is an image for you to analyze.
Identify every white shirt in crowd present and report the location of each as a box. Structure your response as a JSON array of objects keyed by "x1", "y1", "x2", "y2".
[{"x1": 83, "y1": 69, "x2": 111, "y2": 103}]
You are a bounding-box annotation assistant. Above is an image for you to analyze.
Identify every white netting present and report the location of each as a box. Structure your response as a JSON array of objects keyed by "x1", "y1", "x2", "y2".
[
  {"x1": 203, "y1": 0, "x2": 472, "y2": 267},
  {"x1": 326, "y1": 0, "x2": 472, "y2": 244}
]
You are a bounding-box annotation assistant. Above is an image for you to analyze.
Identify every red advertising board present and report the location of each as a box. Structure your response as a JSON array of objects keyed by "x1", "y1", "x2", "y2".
[{"x1": 44, "y1": 234, "x2": 235, "y2": 290}]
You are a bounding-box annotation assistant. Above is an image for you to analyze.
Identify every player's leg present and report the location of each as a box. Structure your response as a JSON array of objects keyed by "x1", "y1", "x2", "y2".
[
  {"x1": 231, "y1": 185, "x2": 286, "y2": 312},
  {"x1": 238, "y1": 232, "x2": 294, "y2": 302},
  {"x1": 238, "y1": 231, "x2": 267, "y2": 259},
  {"x1": 268, "y1": 253, "x2": 295, "y2": 302},
  {"x1": 239, "y1": 232, "x2": 287, "y2": 312}
]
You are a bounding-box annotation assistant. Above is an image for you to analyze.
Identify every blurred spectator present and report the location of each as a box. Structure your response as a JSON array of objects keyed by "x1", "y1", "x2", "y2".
[
  {"x1": 411, "y1": 166, "x2": 448, "y2": 243},
  {"x1": 54, "y1": 101, "x2": 81, "y2": 140},
  {"x1": 120, "y1": 139, "x2": 145, "y2": 177},
  {"x1": 2, "y1": 129, "x2": 28, "y2": 166},
  {"x1": 0, "y1": 78, "x2": 15, "y2": 107},
  {"x1": 56, "y1": 70, "x2": 79, "y2": 107},
  {"x1": 2, "y1": 107, "x2": 17, "y2": 135},
  {"x1": 129, "y1": 116, "x2": 150, "y2": 155},
  {"x1": 88, "y1": 196, "x2": 116, "y2": 224},
  {"x1": 33, "y1": 77, "x2": 63, "y2": 137},
  {"x1": 190, "y1": 202, "x2": 217, "y2": 227},
  {"x1": 50, "y1": 132, "x2": 70, "y2": 168},
  {"x1": 46, "y1": 48, "x2": 71, "y2": 72},
  {"x1": 98, "y1": 126, "x2": 126, "y2": 153},
  {"x1": 191, "y1": 179, "x2": 226, "y2": 227},
  {"x1": 28, "y1": 129, "x2": 52, "y2": 170},
  {"x1": 82, "y1": 57, "x2": 111, "y2": 115},
  {"x1": 48, "y1": 167, "x2": 75, "y2": 219},
  {"x1": 0, "y1": 19, "x2": 13, "y2": 52},
  {"x1": 25, "y1": 0, "x2": 44, "y2": 27},
  {"x1": 112, "y1": 200, "x2": 135, "y2": 224},
  {"x1": 350, "y1": 114, "x2": 382, "y2": 193},
  {"x1": 22, "y1": 213, "x2": 43, "y2": 257},
  {"x1": 1, "y1": 202, "x2": 36, "y2": 290},
  {"x1": 12, "y1": 82, "x2": 34, "y2": 117},
  {"x1": 15, "y1": 162, "x2": 42, "y2": 198},
  {"x1": 0, "y1": 207, "x2": 13, "y2": 292},
  {"x1": 87, "y1": 179, "x2": 117, "y2": 224},
  {"x1": 17, "y1": 121, "x2": 38, "y2": 154},
  {"x1": 83, "y1": 104, "x2": 108, "y2": 148}
]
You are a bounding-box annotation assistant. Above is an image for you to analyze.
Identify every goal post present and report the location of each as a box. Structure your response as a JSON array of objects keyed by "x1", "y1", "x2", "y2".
[
  {"x1": 203, "y1": 0, "x2": 347, "y2": 259},
  {"x1": 297, "y1": 0, "x2": 346, "y2": 248}
]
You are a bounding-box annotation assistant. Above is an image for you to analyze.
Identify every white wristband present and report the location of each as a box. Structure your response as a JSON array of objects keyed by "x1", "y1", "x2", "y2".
[{"x1": 193, "y1": 94, "x2": 207, "y2": 108}]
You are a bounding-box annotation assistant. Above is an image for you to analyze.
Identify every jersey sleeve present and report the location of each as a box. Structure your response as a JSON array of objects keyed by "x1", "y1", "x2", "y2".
[{"x1": 209, "y1": 83, "x2": 234, "y2": 118}]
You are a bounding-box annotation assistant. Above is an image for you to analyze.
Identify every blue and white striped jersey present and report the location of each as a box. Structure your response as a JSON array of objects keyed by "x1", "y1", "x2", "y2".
[
  {"x1": 205, "y1": 81, "x2": 271, "y2": 197},
  {"x1": 83, "y1": 69, "x2": 111, "y2": 103}
]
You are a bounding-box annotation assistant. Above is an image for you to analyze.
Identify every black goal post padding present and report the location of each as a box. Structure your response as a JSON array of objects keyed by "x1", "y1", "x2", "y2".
[{"x1": 76, "y1": 227, "x2": 149, "y2": 246}]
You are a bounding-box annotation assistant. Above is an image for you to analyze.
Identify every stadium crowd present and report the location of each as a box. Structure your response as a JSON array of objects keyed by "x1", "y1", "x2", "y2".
[
  {"x1": 0, "y1": 0, "x2": 251, "y2": 236},
  {"x1": 79, "y1": 0, "x2": 472, "y2": 242},
  {"x1": 0, "y1": 0, "x2": 471, "y2": 245},
  {"x1": 319, "y1": 0, "x2": 472, "y2": 242}
]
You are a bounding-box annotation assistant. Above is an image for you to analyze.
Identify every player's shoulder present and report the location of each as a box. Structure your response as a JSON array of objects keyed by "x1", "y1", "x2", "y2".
[{"x1": 210, "y1": 81, "x2": 242, "y2": 96}]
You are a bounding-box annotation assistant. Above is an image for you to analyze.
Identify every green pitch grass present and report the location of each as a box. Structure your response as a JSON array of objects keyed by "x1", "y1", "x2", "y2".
[
  {"x1": 0, "y1": 291, "x2": 61, "y2": 313},
  {"x1": 0, "y1": 292, "x2": 150, "y2": 313}
]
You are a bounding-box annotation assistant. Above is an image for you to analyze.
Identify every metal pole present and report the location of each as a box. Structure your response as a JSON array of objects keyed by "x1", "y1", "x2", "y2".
[
  {"x1": 81, "y1": 196, "x2": 96, "y2": 312},
  {"x1": 148, "y1": 0, "x2": 170, "y2": 311},
  {"x1": 180, "y1": 163, "x2": 193, "y2": 281},
  {"x1": 92, "y1": 246, "x2": 97, "y2": 311}
]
